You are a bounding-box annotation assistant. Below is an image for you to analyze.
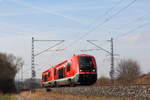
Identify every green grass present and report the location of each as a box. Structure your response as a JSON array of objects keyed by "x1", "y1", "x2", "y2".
[{"x1": 0, "y1": 95, "x2": 16, "y2": 100}]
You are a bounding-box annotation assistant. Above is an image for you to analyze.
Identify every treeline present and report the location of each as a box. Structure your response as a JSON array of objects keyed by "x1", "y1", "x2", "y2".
[{"x1": 0, "y1": 53, "x2": 24, "y2": 93}]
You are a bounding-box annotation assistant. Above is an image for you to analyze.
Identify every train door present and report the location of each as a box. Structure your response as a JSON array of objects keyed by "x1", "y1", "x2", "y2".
[
  {"x1": 63, "y1": 67, "x2": 65, "y2": 78},
  {"x1": 48, "y1": 71, "x2": 51, "y2": 81},
  {"x1": 58, "y1": 68, "x2": 65, "y2": 79},
  {"x1": 54, "y1": 68, "x2": 57, "y2": 80},
  {"x1": 65, "y1": 63, "x2": 71, "y2": 77},
  {"x1": 43, "y1": 74, "x2": 48, "y2": 82}
]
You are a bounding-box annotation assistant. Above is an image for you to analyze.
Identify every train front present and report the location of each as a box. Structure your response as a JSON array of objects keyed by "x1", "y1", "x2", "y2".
[{"x1": 77, "y1": 55, "x2": 97, "y2": 85}]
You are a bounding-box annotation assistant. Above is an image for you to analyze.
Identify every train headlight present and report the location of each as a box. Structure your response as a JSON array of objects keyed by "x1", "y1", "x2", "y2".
[
  {"x1": 80, "y1": 69, "x2": 82, "y2": 72},
  {"x1": 92, "y1": 69, "x2": 96, "y2": 72}
]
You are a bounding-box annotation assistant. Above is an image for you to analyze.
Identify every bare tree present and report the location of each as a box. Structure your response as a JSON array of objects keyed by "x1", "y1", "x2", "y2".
[
  {"x1": 0, "y1": 53, "x2": 24, "y2": 93},
  {"x1": 116, "y1": 59, "x2": 141, "y2": 84}
]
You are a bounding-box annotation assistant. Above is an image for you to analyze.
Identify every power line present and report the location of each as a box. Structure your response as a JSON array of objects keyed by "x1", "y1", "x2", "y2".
[
  {"x1": 86, "y1": 40, "x2": 111, "y2": 54},
  {"x1": 105, "y1": 0, "x2": 125, "y2": 16},
  {"x1": 117, "y1": 21, "x2": 150, "y2": 38},
  {"x1": 34, "y1": 40, "x2": 65, "y2": 57},
  {"x1": 64, "y1": 0, "x2": 137, "y2": 49},
  {"x1": 108, "y1": 0, "x2": 137, "y2": 20},
  {"x1": 116, "y1": 13, "x2": 150, "y2": 29},
  {"x1": 36, "y1": 64, "x2": 51, "y2": 72},
  {"x1": 55, "y1": 0, "x2": 125, "y2": 51},
  {"x1": 80, "y1": 48, "x2": 103, "y2": 52},
  {"x1": 87, "y1": 0, "x2": 126, "y2": 28}
]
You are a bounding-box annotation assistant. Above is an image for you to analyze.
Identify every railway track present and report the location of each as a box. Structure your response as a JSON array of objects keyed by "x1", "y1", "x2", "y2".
[
  {"x1": 48, "y1": 84, "x2": 150, "y2": 99},
  {"x1": 19, "y1": 84, "x2": 150, "y2": 99}
]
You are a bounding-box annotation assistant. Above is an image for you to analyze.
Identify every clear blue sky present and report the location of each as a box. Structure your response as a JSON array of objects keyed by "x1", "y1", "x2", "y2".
[{"x1": 0, "y1": 0, "x2": 150, "y2": 79}]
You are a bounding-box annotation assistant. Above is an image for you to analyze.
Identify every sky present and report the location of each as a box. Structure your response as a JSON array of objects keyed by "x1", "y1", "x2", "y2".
[{"x1": 0, "y1": 0, "x2": 150, "y2": 80}]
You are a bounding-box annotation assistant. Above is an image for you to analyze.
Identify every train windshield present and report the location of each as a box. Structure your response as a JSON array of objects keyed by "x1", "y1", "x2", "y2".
[{"x1": 79, "y1": 56, "x2": 94, "y2": 72}]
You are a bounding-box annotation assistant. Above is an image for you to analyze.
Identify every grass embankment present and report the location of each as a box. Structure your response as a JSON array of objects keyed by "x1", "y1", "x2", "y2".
[
  {"x1": 18, "y1": 91, "x2": 148, "y2": 100},
  {"x1": 0, "y1": 94, "x2": 16, "y2": 100}
]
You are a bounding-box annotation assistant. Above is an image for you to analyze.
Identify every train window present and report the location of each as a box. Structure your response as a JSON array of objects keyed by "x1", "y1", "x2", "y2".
[
  {"x1": 63, "y1": 68, "x2": 65, "y2": 77},
  {"x1": 54, "y1": 69, "x2": 56, "y2": 75},
  {"x1": 44, "y1": 75, "x2": 47, "y2": 82},
  {"x1": 42, "y1": 75, "x2": 44, "y2": 80},
  {"x1": 67, "y1": 63, "x2": 70, "y2": 72},
  {"x1": 48, "y1": 72, "x2": 50, "y2": 77},
  {"x1": 79, "y1": 56, "x2": 94, "y2": 72},
  {"x1": 58, "y1": 68, "x2": 64, "y2": 79}
]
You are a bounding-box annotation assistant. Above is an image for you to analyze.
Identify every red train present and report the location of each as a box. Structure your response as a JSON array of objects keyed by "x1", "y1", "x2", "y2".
[{"x1": 41, "y1": 54, "x2": 97, "y2": 88}]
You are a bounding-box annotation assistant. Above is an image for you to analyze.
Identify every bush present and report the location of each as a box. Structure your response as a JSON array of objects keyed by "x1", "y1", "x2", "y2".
[{"x1": 116, "y1": 59, "x2": 141, "y2": 85}]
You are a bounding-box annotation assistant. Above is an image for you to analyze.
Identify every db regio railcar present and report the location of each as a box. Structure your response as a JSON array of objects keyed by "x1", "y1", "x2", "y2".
[{"x1": 41, "y1": 54, "x2": 97, "y2": 88}]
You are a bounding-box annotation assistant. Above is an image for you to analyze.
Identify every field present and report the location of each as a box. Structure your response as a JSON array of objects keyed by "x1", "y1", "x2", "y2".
[{"x1": 0, "y1": 90, "x2": 145, "y2": 100}]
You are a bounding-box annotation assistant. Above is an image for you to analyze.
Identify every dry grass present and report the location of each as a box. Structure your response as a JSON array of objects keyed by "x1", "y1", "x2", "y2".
[
  {"x1": 94, "y1": 76, "x2": 112, "y2": 86},
  {"x1": 0, "y1": 91, "x2": 148, "y2": 100},
  {"x1": 0, "y1": 94, "x2": 16, "y2": 100},
  {"x1": 17, "y1": 91, "x2": 148, "y2": 100},
  {"x1": 133, "y1": 73, "x2": 150, "y2": 84},
  {"x1": 95, "y1": 72, "x2": 150, "y2": 86}
]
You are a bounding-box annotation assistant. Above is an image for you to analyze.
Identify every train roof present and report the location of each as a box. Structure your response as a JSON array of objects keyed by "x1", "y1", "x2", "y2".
[
  {"x1": 52, "y1": 54, "x2": 94, "y2": 68},
  {"x1": 42, "y1": 67, "x2": 51, "y2": 74},
  {"x1": 53, "y1": 60, "x2": 67, "y2": 69},
  {"x1": 42, "y1": 60, "x2": 67, "y2": 74},
  {"x1": 73, "y1": 54, "x2": 94, "y2": 57}
]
